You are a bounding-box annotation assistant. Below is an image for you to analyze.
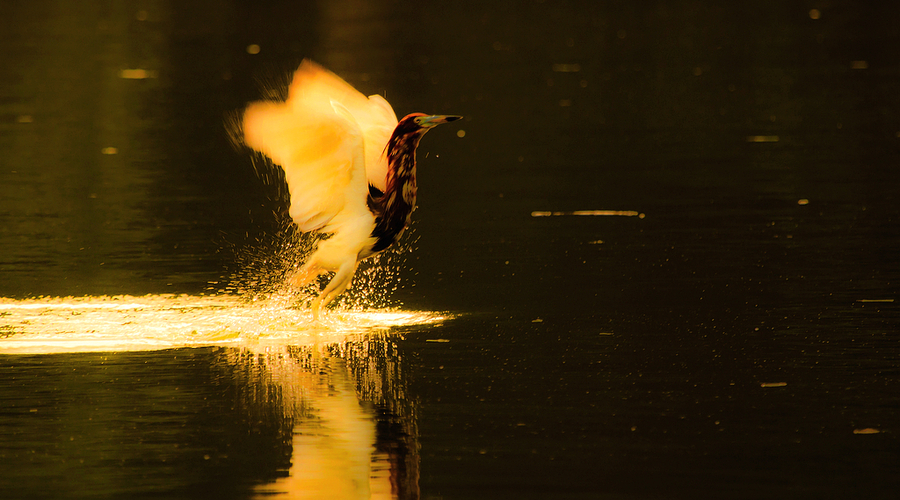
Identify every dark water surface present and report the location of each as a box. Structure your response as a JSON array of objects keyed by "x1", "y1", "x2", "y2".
[{"x1": 2, "y1": 1, "x2": 899, "y2": 499}]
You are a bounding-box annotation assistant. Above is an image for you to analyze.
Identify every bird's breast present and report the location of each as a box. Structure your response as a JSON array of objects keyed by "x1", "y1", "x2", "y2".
[
  {"x1": 369, "y1": 176, "x2": 416, "y2": 254},
  {"x1": 401, "y1": 176, "x2": 417, "y2": 206}
]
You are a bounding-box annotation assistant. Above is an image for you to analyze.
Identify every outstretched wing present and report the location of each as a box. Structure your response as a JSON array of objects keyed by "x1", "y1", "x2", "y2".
[
  {"x1": 288, "y1": 60, "x2": 397, "y2": 192},
  {"x1": 243, "y1": 89, "x2": 368, "y2": 234}
]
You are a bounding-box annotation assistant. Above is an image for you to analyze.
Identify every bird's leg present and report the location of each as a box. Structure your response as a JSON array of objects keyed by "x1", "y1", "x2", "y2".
[
  {"x1": 289, "y1": 260, "x2": 323, "y2": 289},
  {"x1": 310, "y1": 260, "x2": 359, "y2": 320}
]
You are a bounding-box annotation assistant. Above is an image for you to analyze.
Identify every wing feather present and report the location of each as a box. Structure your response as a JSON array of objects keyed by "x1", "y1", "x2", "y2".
[
  {"x1": 289, "y1": 60, "x2": 397, "y2": 192},
  {"x1": 243, "y1": 94, "x2": 366, "y2": 234}
]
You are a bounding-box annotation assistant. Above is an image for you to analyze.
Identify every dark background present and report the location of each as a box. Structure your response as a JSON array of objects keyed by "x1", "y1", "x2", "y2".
[{"x1": 1, "y1": 1, "x2": 898, "y2": 498}]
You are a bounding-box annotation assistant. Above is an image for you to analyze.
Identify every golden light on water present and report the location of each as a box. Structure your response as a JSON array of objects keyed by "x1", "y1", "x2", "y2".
[
  {"x1": 531, "y1": 210, "x2": 645, "y2": 218},
  {"x1": 746, "y1": 135, "x2": 780, "y2": 143},
  {"x1": 118, "y1": 68, "x2": 158, "y2": 79},
  {"x1": 0, "y1": 292, "x2": 434, "y2": 497},
  {"x1": 0, "y1": 294, "x2": 447, "y2": 355}
]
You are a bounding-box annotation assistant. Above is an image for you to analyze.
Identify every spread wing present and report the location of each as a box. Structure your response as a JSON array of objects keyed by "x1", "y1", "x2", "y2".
[
  {"x1": 288, "y1": 60, "x2": 397, "y2": 192},
  {"x1": 243, "y1": 90, "x2": 368, "y2": 234}
]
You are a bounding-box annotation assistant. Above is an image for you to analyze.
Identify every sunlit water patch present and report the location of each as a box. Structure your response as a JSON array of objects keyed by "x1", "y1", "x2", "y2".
[{"x1": 0, "y1": 294, "x2": 447, "y2": 354}]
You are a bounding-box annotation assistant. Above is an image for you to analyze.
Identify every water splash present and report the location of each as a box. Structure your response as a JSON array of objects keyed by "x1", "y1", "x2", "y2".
[{"x1": 214, "y1": 207, "x2": 414, "y2": 313}]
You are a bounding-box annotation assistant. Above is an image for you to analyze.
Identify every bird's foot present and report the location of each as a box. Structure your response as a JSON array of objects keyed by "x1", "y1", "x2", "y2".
[{"x1": 310, "y1": 298, "x2": 322, "y2": 321}]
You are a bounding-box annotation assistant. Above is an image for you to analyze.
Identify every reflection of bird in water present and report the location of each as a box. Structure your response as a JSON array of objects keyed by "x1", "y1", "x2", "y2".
[{"x1": 242, "y1": 60, "x2": 460, "y2": 318}]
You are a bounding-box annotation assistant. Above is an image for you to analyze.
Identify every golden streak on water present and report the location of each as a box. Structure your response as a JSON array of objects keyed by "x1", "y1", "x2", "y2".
[
  {"x1": 746, "y1": 135, "x2": 779, "y2": 143},
  {"x1": 531, "y1": 210, "x2": 644, "y2": 217},
  {"x1": 119, "y1": 69, "x2": 157, "y2": 79},
  {"x1": 0, "y1": 294, "x2": 447, "y2": 355}
]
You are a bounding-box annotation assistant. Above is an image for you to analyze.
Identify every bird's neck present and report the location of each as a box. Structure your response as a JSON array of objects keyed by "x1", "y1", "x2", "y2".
[
  {"x1": 385, "y1": 133, "x2": 420, "y2": 204},
  {"x1": 369, "y1": 132, "x2": 422, "y2": 254}
]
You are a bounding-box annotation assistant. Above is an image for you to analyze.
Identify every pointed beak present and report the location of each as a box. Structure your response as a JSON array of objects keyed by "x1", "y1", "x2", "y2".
[{"x1": 418, "y1": 115, "x2": 463, "y2": 128}]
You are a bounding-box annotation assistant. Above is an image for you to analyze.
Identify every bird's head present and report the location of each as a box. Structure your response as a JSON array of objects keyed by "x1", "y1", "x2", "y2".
[
  {"x1": 385, "y1": 113, "x2": 462, "y2": 164},
  {"x1": 413, "y1": 114, "x2": 462, "y2": 129},
  {"x1": 395, "y1": 113, "x2": 462, "y2": 136}
]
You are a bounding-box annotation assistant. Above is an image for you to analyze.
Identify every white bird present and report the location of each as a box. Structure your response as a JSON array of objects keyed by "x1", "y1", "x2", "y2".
[{"x1": 242, "y1": 60, "x2": 460, "y2": 318}]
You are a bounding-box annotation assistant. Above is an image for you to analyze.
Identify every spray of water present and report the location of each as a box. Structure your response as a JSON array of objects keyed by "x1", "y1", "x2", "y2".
[{"x1": 222, "y1": 108, "x2": 415, "y2": 315}]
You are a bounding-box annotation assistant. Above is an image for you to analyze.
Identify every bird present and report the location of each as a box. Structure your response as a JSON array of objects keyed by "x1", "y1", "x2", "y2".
[{"x1": 241, "y1": 60, "x2": 460, "y2": 318}]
